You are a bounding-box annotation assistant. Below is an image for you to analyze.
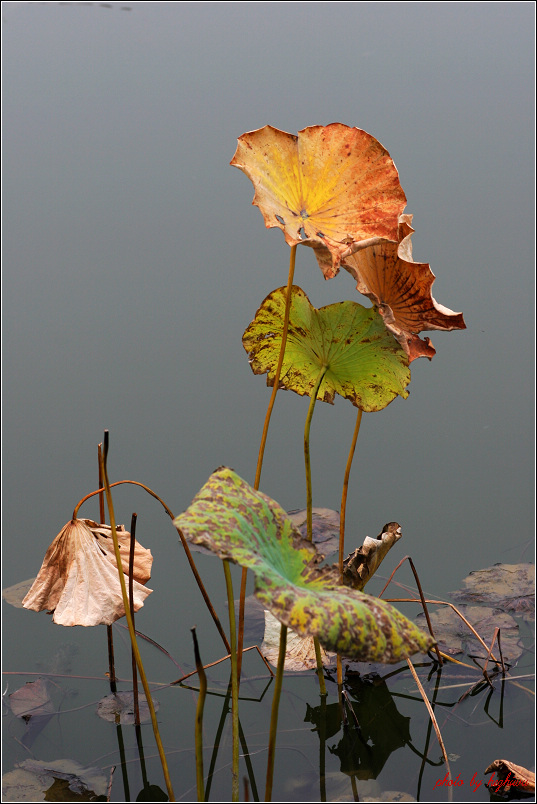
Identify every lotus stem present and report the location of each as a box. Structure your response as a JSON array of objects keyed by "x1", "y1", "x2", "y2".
[
  {"x1": 265, "y1": 623, "x2": 287, "y2": 802},
  {"x1": 100, "y1": 433, "x2": 175, "y2": 802},
  {"x1": 73, "y1": 478, "x2": 231, "y2": 655},
  {"x1": 223, "y1": 560, "x2": 240, "y2": 802},
  {"x1": 254, "y1": 244, "x2": 297, "y2": 490},
  {"x1": 238, "y1": 244, "x2": 298, "y2": 680},
  {"x1": 191, "y1": 627, "x2": 207, "y2": 803},
  {"x1": 304, "y1": 365, "x2": 327, "y2": 541},
  {"x1": 304, "y1": 366, "x2": 328, "y2": 696},
  {"x1": 337, "y1": 407, "x2": 363, "y2": 690}
]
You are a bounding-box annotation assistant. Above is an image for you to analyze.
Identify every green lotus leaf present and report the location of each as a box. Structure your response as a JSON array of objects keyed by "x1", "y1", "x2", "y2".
[
  {"x1": 174, "y1": 468, "x2": 433, "y2": 663},
  {"x1": 243, "y1": 286, "x2": 410, "y2": 412}
]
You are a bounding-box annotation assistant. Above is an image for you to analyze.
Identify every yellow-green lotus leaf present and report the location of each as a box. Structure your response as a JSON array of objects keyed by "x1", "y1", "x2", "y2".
[
  {"x1": 243, "y1": 286, "x2": 410, "y2": 412},
  {"x1": 174, "y1": 468, "x2": 434, "y2": 663},
  {"x1": 231, "y1": 124, "x2": 407, "y2": 279}
]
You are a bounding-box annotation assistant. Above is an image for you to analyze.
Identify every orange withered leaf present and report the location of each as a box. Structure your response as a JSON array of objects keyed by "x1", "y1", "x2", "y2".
[
  {"x1": 341, "y1": 214, "x2": 466, "y2": 361},
  {"x1": 22, "y1": 519, "x2": 152, "y2": 627},
  {"x1": 231, "y1": 124, "x2": 407, "y2": 279}
]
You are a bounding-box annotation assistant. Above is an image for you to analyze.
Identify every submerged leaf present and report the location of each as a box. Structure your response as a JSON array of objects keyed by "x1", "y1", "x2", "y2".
[
  {"x1": 1, "y1": 759, "x2": 107, "y2": 802},
  {"x1": 174, "y1": 468, "x2": 433, "y2": 663},
  {"x1": 2, "y1": 578, "x2": 37, "y2": 609},
  {"x1": 287, "y1": 507, "x2": 340, "y2": 556},
  {"x1": 9, "y1": 680, "x2": 54, "y2": 720},
  {"x1": 451, "y1": 563, "x2": 535, "y2": 621},
  {"x1": 342, "y1": 214, "x2": 466, "y2": 361},
  {"x1": 243, "y1": 286, "x2": 410, "y2": 411},
  {"x1": 416, "y1": 605, "x2": 523, "y2": 663},
  {"x1": 231, "y1": 124, "x2": 406, "y2": 279},
  {"x1": 96, "y1": 691, "x2": 159, "y2": 725},
  {"x1": 22, "y1": 519, "x2": 153, "y2": 627}
]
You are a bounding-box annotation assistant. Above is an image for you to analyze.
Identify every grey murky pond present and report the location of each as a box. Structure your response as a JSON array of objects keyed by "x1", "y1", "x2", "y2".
[{"x1": 2, "y1": 3, "x2": 534, "y2": 802}]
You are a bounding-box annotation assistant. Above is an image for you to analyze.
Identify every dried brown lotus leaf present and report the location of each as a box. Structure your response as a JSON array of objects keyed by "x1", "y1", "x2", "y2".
[
  {"x1": 231, "y1": 124, "x2": 407, "y2": 279},
  {"x1": 22, "y1": 519, "x2": 153, "y2": 627},
  {"x1": 342, "y1": 215, "x2": 466, "y2": 361},
  {"x1": 485, "y1": 760, "x2": 535, "y2": 795}
]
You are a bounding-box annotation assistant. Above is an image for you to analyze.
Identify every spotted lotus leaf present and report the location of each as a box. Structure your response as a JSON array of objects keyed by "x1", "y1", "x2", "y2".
[
  {"x1": 341, "y1": 214, "x2": 466, "y2": 361},
  {"x1": 174, "y1": 468, "x2": 434, "y2": 663},
  {"x1": 231, "y1": 124, "x2": 407, "y2": 279},
  {"x1": 243, "y1": 286, "x2": 410, "y2": 412}
]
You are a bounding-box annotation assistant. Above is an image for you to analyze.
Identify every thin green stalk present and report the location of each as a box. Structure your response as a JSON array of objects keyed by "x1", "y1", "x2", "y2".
[
  {"x1": 254, "y1": 244, "x2": 297, "y2": 491},
  {"x1": 304, "y1": 366, "x2": 328, "y2": 697},
  {"x1": 191, "y1": 627, "x2": 207, "y2": 803},
  {"x1": 265, "y1": 624, "x2": 287, "y2": 802},
  {"x1": 223, "y1": 560, "x2": 239, "y2": 802},
  {"x1": 73, "y1": 478, "x2": 231, "y2": 655},
  {"x1": 304, "y1": 365, "x2": 327, "y2": 541},
  {"x1": 100, "y1": 433, "x2": 175, "y2": 802},
  {"x1": 205, "y1": 683, "x2": 232, "y2": 800},
  {"x1": 238, "y1": 244, "x2": 298, "y2": 680},
  {"x1": 336, "y1": 408, "x2": 363, "y2": 690}
]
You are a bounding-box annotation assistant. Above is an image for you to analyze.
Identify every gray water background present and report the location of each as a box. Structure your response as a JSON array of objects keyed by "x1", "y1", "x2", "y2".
[{"x1": 2, "y1": 2, "x2": 535, "y2": 800}]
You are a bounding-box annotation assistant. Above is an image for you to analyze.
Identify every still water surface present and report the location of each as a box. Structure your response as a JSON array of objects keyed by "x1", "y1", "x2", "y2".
[{"x1": 2, "y1": 2, "x2": 534, "y2": 801}]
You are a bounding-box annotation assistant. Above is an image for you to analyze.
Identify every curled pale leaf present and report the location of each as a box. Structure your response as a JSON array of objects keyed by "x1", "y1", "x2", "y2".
[
  {"x1": 261, "y1": 609, "x2": 335, "y2": 671},
  {"x1": 22, "y1": 519, "x2": 153, "y2": 627},
  {"x1": 231, "y1": 124, "x2": 407, "y2": 279},
  {"x1": 342, "y1": 214, "x2": 466, "y2": 361},
  {"x1": 243, "y1": 285, "x2": 410, "y2": 412},
  {"x1": 174, "y1": 468, "x2": 434, "y2": 663}
]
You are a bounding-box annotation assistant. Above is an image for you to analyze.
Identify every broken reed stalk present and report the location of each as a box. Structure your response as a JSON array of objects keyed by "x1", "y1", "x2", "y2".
[
  {"x1": 129, "y1": 513, "x2": 140, "y2": 727},
  {"x1": 100, "y1": 433, "x2": 175, "y2": 802},
  {"x1": 336, "y1": 407, "x2": 363, "y2": 691},
  {"x1": 407, "y1": 658, "x2": 453, "y2": 800},
  {"x1": 99, "y1": 444, "x2": 117, "y2": 695},
  {"x1": 191, "y1": 627, "x2": 207, "y2": 803},
  {"x1": 483, "y1": 627, "x2": 506, "y2": 675},
  {"x1": 237, "y1": 244, "x2": 297, "y2": 679},
  {"x1": 171, "y1": 645, "x2": 274, "y2": 685},
  {"x1": 223, "y1": 561, "x2": 240, "y2": 802},
  {"x1": 73, "y1": 478, "x2": 230, "y2": 655},
  {"x1": 265, "y1": 624, "x2": 287, "y2": 803},
  {"x1": 304, "y1": 365, "x2": 328, "y2": 697},
  {"x1": 378, "y1": 555, "x2": 443, "y2": 665}
]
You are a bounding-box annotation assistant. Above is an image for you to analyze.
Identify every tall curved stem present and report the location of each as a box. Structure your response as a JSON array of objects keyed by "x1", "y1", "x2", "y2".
[
  {"x1": 337, "y1": 408, "x2": 363, "y2": 689},
  {"x1": 237, "y1": 245, "x2": 297, "y2": 680},
  {"x1": 304, "y1": 366, "x2": 328, "y2": 696},
  {"x1": 223, "y1": 560, "x2": 240, "y2": 802},
  {"x1": 100, "y1": 433, "x2": 175, "y2": 802}
]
